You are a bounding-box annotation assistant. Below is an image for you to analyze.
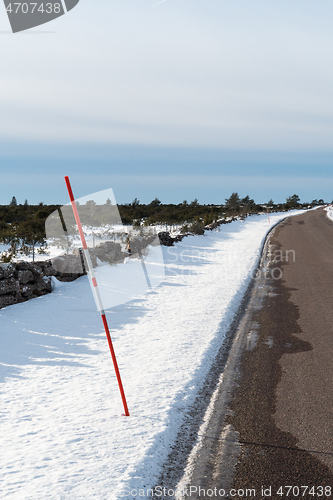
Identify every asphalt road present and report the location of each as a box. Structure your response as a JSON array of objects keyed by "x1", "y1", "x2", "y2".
[
  {"x1": 180, "y1": 208, "x2": 333, "y2": 499},
  {"x1": 225, "y1": 208, "x2": 333, "y2": 497}
]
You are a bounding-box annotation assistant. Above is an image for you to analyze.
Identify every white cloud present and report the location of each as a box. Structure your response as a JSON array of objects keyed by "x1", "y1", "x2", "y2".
[{"x1": 1, "y1": 0, "x2": 333, "y2": 149}]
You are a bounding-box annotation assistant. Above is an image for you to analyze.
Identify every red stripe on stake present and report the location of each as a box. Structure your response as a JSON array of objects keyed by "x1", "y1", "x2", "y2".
[
  {"x1": 64, "y1": 176, "x2": 130, "y2": 417},
  {"x1": 101, "y1": 313, "x2": 129, "y2": 416}
]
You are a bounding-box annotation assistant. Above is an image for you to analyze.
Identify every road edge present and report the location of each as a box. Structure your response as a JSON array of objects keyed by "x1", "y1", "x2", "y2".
[{"x1": 173, "y1": 218, "x2": 286, "y2": 498}]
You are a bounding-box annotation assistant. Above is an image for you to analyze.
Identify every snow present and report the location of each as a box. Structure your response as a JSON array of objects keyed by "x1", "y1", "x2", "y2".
[
  {"x1": 90, "y1": 246, "x2": 165, "y2": 310},
  {"x1": 0, "y1": 211, "x2": 304, "y2": 500},
  {"x1": 324, "y1": 205, "x2": 333, "y2": 221},
  {"x1": 0, "y1": 242, "x2": 54, "y2": 263}
]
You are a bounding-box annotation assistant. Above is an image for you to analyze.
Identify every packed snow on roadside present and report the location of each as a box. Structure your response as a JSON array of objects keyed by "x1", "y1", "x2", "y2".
[
  {"x1": 324, "y1": 205, "x2": 333, "y2": 221},
  {"x1": 0, "y1": 210, "x2": 304, "y2": 500}
]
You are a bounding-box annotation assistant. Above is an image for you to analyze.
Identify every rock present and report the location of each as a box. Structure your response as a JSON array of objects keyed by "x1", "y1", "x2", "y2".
[
  {"x1": 52, "y1": 255, "x2": 83, "y2": 274},
  {"x1": 0, "y1": 263, "x2": 15, "y2": 279},
  {"x1": 0, "y1": 277, "x2": 20, "y2": 295},
  {"x1": 91, "y1": 241, "x2": 126, "y2": 264},
  {"x1": 16, "y1": 270, "x2": 34, "y2": 284},
  {"x1": 174, "y1": 235, "x2": 184, "y2": 242},
  {"x1": 20, "y1": 283, "x2": 36, "y2": 299},
  {"x1": 16, "y1": 261, "x2": 31, "y2": 271},
  {"x1": 32, "y1": 279, "x2": 52, "y2": 295},
  {"x1": 0, "y1": 258, "x2": 84, "y2": 310},
  {"x1": 29, "y1": 264, "x2": 44, "y2": 279},
  {"x1": 0, "y1": 295, "x2": 19, "y2": 308},
  {"x1": 158, "y1": 231, "x2": 185, "y2": 246},
  {"x1": 38, "y1": 261, "x2": 55, "y2": 276},
  {"x1": 158, "y1": 232, "x2": 174, "y2": 246}
]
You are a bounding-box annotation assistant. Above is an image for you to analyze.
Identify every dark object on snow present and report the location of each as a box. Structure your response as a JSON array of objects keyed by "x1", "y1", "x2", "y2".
[
  {"x1": 158, "y1": 232, "x2": 185, "y2": 246},
  {"x1": 0, "y1": 259, "x2": 86, "y2": 310}
]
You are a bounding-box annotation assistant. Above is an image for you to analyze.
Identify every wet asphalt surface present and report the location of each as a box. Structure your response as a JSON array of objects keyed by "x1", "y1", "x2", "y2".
[{"x1": 227, "y1": 208, "x2": 333, "y2": 498}]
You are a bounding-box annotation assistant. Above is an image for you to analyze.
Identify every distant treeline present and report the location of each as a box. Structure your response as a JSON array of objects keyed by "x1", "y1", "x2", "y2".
[
  {"x1": 0, "y1": 194, "x2": 327, "y2": 262},
  {"x1": 0, "y1": 198, "x2": 60, "y2": 262},
  {"x1": 118, "y1": 193, "x2": 325, "y2": 225}
]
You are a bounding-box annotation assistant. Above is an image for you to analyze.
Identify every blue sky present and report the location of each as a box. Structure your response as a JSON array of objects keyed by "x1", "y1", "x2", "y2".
[{"x1": 1, "y1": 0, "x2": 333, "y2": 205}]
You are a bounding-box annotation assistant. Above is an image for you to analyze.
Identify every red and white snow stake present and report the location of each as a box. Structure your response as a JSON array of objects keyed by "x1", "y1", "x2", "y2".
[
  {"x1": 64, "y1": 176, "x2": 130, "y2": 417},
  {"x1": 268, "y1": 210, "x2": 270, "y2": 224}
]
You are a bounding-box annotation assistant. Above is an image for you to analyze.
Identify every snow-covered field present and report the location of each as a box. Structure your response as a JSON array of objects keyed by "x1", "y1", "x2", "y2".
[{"x1": 0, "y1": 211, "x2": 304, "y2": 500}]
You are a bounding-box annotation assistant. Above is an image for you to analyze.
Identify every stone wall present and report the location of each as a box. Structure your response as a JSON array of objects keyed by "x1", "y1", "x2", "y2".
[
  {"x1": 0, "y1": 229, "x2": 218, "y2": 309},
  {"x1": 0, "y1": 260, "x2": 85, "y2": 310}
]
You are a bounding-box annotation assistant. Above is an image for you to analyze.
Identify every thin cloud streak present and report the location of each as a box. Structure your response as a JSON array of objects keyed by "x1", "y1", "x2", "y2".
[
  {"x1": 1, "y1": 1, "x2": 333, "y2": 149},
  {"x1": 151, "y1": 0, "x2": 168, "y2": 6}
]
